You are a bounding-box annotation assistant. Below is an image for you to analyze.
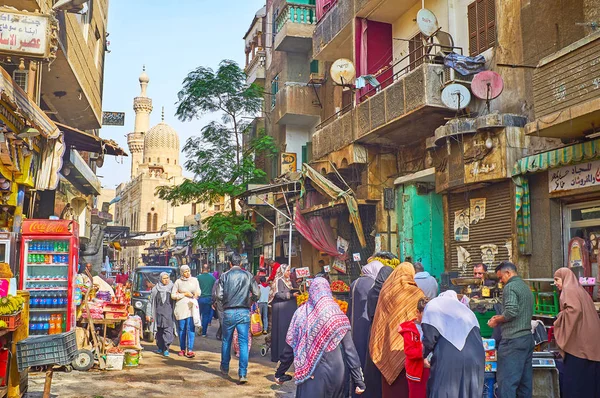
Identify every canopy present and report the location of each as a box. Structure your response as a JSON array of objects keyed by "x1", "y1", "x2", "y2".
[
  {"x1": 57, "y1": 122, "x2": 127, "y2": 156},
  {"x1": 132, "y1": 231, "x2": 171, "y2": 241},
  {"x1": 302, "y1": 163, "x2": 366, "y2": 247}
]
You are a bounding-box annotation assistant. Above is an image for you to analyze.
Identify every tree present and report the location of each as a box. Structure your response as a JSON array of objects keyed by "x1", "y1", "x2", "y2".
[{"x1": 157, "y1": 60, "x2": 276, "y2": 249}]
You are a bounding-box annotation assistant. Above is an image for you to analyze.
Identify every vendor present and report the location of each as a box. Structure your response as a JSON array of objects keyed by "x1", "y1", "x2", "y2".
[{"x1": 470, "y1": 264, "x2": 495, "y2": 298}]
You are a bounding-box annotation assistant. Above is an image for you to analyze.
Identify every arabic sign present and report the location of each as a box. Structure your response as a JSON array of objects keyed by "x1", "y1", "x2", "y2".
[
  {"x1": 102, "y1": 111, "x2": 125, "y2": 126},
  {"x1": 295, "y1": 267, "x2": 310, "y2": 278},
  {"x1": 549, "y1": 160, "x2": 600, "y2": 193},
  {"x1": 0, "y1": 9, "x2": 55, "y2": 59}
]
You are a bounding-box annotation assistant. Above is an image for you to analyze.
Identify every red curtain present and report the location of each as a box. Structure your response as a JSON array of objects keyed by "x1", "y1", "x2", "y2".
[
  {"x1": 316, "y1": 0, "x2": 338, "y2": 22},
  {"x1": 295, "y1": 202, "x2": 348, "y2": 260}
]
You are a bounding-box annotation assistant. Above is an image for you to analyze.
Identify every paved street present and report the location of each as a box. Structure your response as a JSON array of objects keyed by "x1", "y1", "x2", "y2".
[{"x1": 27, "y1": 328, "x2": 295, "y2": 398}]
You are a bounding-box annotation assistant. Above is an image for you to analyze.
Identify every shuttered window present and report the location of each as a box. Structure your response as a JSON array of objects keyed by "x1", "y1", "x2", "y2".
[
  {"x1": 467, "y1": 0, "x2": 496, "y2": 56},
  {"x1": 408, "y1": 32, "x2": 424, "y2": 71}
]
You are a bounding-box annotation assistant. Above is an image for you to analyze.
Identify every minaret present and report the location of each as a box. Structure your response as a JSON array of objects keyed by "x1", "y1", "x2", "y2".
[{"x1": 127, "y1": 66, "x2": 153, "y2": 178}]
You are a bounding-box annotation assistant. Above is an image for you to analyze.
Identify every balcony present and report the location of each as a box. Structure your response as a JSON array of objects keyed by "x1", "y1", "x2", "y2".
[
  {"x1": 274, "y1": 3, "x2": 316, "y2": 53},
  {"x1": 245, "y1": 51, "x2": 266, "y2": 85},
  {"x1": 312, "y1": 109, "x2": 355, "y2": 159},
  {"x1": 355, "y1": 0, "x2": 418, "y2": 23},
  {"x1": 312, "y1": 0, "x2": 353, "y2": 61},
  {"x1": 272, "y1": 84, "x2": 321, "y2": 126},
  {"x1": 525, "y1": 31, "x2": 600, "y2": 139}
]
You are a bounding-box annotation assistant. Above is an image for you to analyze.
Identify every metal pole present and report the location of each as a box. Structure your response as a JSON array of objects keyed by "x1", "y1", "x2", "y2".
[
  {"x1": 272, "y1": 226, "x2": 276, "y2": 261},
  {"x1": 288, "y1": 219, "x2": 293, "y2": 266}
]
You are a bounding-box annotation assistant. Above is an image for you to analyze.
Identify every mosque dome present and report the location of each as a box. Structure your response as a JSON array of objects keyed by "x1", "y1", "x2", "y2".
[{"x1": 144, "y1": 121, "x2": 179, "y2": 153}]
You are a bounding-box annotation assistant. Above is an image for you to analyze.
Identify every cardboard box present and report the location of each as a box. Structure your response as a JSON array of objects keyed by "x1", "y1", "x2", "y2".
[
  {"x1": 485, "y1": 362, "x2": 497, "y2": 372},
  {"x1": 482, "y1": 338, "x2": 496, "y2": 351}
]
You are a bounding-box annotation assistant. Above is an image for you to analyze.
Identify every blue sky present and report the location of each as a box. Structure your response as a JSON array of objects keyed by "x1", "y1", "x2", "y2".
[{"x1": 98, "y1": 0, "x2": 265, "y2": 189}]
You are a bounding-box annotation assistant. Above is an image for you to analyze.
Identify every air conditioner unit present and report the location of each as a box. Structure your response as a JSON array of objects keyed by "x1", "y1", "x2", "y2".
[{"x1": 442, "y1": 67, "x2": 475, "y2": 87}]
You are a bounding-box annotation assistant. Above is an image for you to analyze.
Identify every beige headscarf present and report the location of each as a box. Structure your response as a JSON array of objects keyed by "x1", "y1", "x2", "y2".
[
  {"x1": 369, "y1": 262, "x2": 425, "y2": 385},
  {"x1": 553, "y1": 267, "x2": 600, "y2": 361}
]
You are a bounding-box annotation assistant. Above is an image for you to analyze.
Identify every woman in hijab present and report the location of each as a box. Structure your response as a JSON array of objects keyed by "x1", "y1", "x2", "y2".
[
  {"x1": 553, "y1": 267, "x2": 600, "y2": 397},
  {"x1": 269, "y1": 264, "x2": 298, "y2": 362},
  {"x1": 369, "y1": 263, "x2": 425, "y2": 398},
  {"x1": 421, "y1": 290, "x2": 484, "y2": 398},
  {"x1": 349, "y1": 260, "x2": 384, "y2": 371},
  {"x1": 362, "y1": 266, "x2": 394, "y2": 398},
  {"x1": 171, "y1": 265, "x2": 201, "y2": 358},
  {"x1": 147, "y1": 272, "x2": 175, "y2": 356},
  {"x1": 274, "y1": 277, "x2": 365, "y2": 397}
]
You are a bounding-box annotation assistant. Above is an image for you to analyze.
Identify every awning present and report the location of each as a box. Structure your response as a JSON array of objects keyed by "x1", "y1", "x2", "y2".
[
  {"x1": 303, "y1": 163, "x2": 367, "y2": 247},
  {"x1": 0, "y1": 66, "x2": 60, "y2": 139},
  {"x1": 132, "y1": 231, "x2": 171, "y2": 241},
  {"x1": 63, "y1": 148, "x2": 101, "y2": 195},
  {"x1": 512, "y1": 139, "x2": 600, "y2": 176},
  {"x1": 239, "y1": 174, "x2": 302, "y2": 199},
  {"x1": 57, "y1": 122, "x2": 127, "y2": 156}
]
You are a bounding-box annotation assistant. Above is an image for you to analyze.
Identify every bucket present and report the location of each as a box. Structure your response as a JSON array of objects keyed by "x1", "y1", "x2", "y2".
[
  {"x1": 106, "y1": 353, "x2": 124, "y2": 371},
  {"x1": 124, "y1": 350, "x2": 140, "y2": 367}
]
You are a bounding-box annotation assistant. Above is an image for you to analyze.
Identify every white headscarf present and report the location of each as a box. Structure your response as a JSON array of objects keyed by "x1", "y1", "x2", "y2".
[
  {"x1": 361, "y1": 260, "x2": 384, "y2": 280},
  {"x1": 422, "y1": 290, "x2": 480, "y2": 351}
]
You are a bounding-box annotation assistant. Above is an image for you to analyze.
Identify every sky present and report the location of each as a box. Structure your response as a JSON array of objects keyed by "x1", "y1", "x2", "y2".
[{"x1": 98, "y1": 0, "x2": 265, "y2": 190}]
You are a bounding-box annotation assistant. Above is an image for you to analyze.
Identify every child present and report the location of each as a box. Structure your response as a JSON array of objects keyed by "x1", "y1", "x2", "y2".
[{"x1": 398, "y1": 297, "x2": 430, "y2": 398}]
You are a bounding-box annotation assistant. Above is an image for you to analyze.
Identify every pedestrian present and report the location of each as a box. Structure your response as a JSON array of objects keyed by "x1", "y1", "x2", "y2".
[
  {"x1": 553, "y1": 267, "x2": 600, "y2": 397},
  {"x1": 268, "y1": 264, "x2": 298, "y2": 363},
  {"x1": 266, "y1": 258, "x2": 281, "y2": 282},
  {"x1": 197, "y1": 263, "x2": 216, "y2": 337},
  {"x1": 171, "y1": 264, "x2": 201, "y2": 358},
  {"x1": 397, "y1": 297, "x2": 430, "y2": 398},
  {"x1": 421, "y1": 290, "x2": 484, "y2": 397},
  {"x1": 214, "y1": 252, "x2": 260, "y2": 384},
  {"x1": 487, "y1": 261, "x2": 534, "y2": 397},
  {"x1": 274, "y1": 277, "x2": 366, "y2": 397},
  {"x1": 412, "y1": 262, "x2": 438, "y2": 299},
  {"x1": 147, "y1": 272, "x2": 175, "y2": 357},
  {"x1": 369, "y1": 263, "x2": 425, "y2": 398},
  {"x1": 348, "y1": 259, "x2": 384, "y2": 371},
  {"x1": 211, "y1": 279, "x2": 223, "y2": 340},
  {"x1": 258, "y1": 276, "x2": 270, "y2": 334},
  {"x1": 363, "y1": 266, "x2": 394, "y2": 398}
]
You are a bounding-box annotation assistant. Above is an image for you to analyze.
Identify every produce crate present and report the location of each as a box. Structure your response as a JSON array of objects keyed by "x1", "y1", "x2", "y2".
[
  {"x1": 475, "y1": 310, "x2": 495, "y2": 338},
  {"x1": 0, "y1": 311, "x2": 21, "y2": 331},
  {"x1": 16, "y1": 331, "x2": 77, "y2": 371}
]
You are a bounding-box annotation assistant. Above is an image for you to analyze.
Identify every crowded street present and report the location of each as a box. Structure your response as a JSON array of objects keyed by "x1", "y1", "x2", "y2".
[{"x1": 0, "y1": 0, "x2": 598, "y2": 397}]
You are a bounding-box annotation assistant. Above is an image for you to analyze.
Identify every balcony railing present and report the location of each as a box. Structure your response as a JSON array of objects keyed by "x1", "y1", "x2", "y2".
[
  {"x1": 276, "y1": 3, "x2": 316, "y2": 33},
  {"x1": 244, "y1": 51, "x2": 266, "y2": 84},
  {"x1": 312, "y1": 0, "x2": 353, "y2": 60},
  {"x1": 272, "y1": 83, "x2": 321, "y2": 126}
]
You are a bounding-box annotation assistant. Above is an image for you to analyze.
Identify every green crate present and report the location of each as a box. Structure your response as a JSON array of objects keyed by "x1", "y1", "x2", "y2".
[{"x1": 475, "y1": 311, "x2": 495, "y2": 338}]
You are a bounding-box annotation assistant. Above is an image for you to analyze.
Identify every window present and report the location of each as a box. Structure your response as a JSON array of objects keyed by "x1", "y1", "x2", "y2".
[
  {"x1": 174, "y1": 160, "x2": 176, "y2": 165},
  {"x1": 12, "y1": 70, "x2": 28, "y2": 92},
  {"x1": 468, "y1": 0, "x2": 496, "y2": 56},
  {"x1": 271, "y1": 74, "x2": 279, "y2": 110},
  {"x1": 167, "y1": 158, "x2": 170, "y2": 164},
  {"x1": 94, "y1": 29, "x2": 103, "y2": 69},
  {"x1": 148, "y1": 157, "x2": 151, "y2": 162},
  {"x1": 310, "y1": 60, "x2": 319, "y2": 74},
  {"x1": 147, "y1": 213, "x2": 152, "y2": 231},
  {"x1": 408, "y1": 32, "x2": 424, "y2": 71},
  {"x1": 75, "y1": 1, "x2": 92, "y2": 41},
  {"x1": 214, "y1": 204, "x2": 221, "y2": 211},
  {"x1": 192, "y1": 203, "x2": 197, "y2": 214},
  {"x1": 152, "y1": 213, "x2": 158, "y2": 232}
]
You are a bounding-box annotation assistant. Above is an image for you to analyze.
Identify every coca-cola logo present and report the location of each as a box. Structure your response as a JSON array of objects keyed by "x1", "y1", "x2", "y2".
[{"x1": 27, "y1": 221, "x2": 68, "y2": 234}]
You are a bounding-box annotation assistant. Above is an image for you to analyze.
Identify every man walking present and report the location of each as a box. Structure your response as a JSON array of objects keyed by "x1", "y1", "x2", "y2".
[
  {"x1": 413, "y1": 262, "x2": 438, "y2": 298},
  {"x1": 488, "y1": 261, "x2": 534, "y2": 398},
  {"x1": 214, "y1": 253, "x2": 260, "y2": 384},
  {"x1": 257, "y1": 277, "x2": 270, "y2": 334},
  {"x1": 197, "y1": 264, "x2": 216, "y2": 337}
]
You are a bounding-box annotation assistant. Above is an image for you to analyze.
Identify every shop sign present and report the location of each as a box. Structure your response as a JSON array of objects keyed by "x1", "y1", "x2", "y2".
[
  {"x1": 102, "y1": 111, "x2": 125, "y2": 126},
  {"x1": 22, "y1": 219, "x2": 73, "y2": 235},
  {"x1": 0, "y1": 9, "x2": 58, "y2": 61},
  {"x1": 549, "y1": 160, "x2": 600, "y2": 193}
]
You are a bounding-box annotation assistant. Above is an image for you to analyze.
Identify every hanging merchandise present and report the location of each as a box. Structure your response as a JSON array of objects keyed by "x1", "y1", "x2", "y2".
[{"x1": 568, "y1": 237, "x2": 590, "y2": 276}]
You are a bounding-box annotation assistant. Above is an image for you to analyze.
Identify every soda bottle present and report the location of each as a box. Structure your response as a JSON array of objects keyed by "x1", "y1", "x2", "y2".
[{"x1": 51, "y1": 293, "x2": 58, "y2": 308}]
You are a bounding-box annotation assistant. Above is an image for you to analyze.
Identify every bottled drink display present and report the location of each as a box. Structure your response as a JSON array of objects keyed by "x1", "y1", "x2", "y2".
[{"x1": 25, "y1": 239, "x2": 70, "y2": 336}]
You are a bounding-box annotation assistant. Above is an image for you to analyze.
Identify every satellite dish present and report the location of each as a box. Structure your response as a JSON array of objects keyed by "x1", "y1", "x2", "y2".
[
  {"x1": 471, "y1": 71, "x2": 504, "y2": 100},
  {"x1": 330, "y1": 59, "x2": 356, "y2": 86},
  {"x1": 417, "y1": 8, "x2": 439, "y2": 37},
  {"x1": 441, "y1": 84, "x2": 471, "y2": 110}
]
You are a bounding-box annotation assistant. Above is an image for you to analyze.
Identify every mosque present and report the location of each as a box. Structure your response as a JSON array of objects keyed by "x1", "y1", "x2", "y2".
[{"x1": 114, "y1": 68, "x2": 193, "y2": 269}]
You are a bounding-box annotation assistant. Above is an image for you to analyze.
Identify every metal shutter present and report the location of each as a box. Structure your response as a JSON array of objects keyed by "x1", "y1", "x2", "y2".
[{"x1": 447, "y1": 180, "x2": 513, "y2": 275}]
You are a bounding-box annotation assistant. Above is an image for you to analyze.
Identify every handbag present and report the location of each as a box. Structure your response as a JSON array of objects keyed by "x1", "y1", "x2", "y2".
[{"x1": 250, "y1": 304, "x2": 263, "y2": 336}]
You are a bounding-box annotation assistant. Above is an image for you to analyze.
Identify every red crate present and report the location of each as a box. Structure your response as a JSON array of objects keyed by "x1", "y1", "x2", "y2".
[{"x1": 0, "y1": 312, "x2": 22, "y2": 331}]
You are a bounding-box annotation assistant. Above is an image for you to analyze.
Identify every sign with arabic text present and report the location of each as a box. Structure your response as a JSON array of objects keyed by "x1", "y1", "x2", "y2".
[
  {"x1": 102, "y1": 111, "x2": 125, "y2": 126},
  {"x1": 0, "y1": 9, "x2": 56, "y2": 59},
  {"x1": 549, "y1": 160, "x2": 600, "y2": 193}
]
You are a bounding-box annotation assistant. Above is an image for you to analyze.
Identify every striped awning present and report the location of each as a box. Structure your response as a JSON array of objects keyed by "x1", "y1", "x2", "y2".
[{"x1": 513, "y1": 139, "x2": 600, "y2": 176}]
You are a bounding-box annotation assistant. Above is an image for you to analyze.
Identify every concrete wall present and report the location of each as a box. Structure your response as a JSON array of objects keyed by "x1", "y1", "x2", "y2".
[{"x1": 285, "y1": 125, "x2": 310, "y2": 166}]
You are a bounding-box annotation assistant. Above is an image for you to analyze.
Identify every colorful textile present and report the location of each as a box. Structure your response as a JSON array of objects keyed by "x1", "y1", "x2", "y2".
[
  {"x1": 513, "y1": 176, "x2": 531, "y2": 255},
  {"x1": 286, "y1": 277, "x2": 351, "y2": 384},
  {"x1": 369, "y1": 263, "x2": 425, "y2": 386}
]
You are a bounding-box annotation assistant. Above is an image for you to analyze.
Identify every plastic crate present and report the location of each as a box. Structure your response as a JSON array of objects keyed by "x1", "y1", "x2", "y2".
[
  {"x1": 0, "y1": 312, "x2": 21, "y2": 331},
  {"x1": 475, "y1": 310, "x2": 495, "y2": 338},
  {"x1": 16, "y1": 331, "x2": 77, "y2": 371}
]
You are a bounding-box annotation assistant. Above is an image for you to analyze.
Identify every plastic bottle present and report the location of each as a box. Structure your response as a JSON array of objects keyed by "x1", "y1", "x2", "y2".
[{"x1": 52, "y1": 293, "x2": 58, "y2": 309}]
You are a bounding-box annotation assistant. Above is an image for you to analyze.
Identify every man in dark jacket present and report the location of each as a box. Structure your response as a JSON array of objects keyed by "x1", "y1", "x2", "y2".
[{"x1": 214, "y1": 252, "x2": 260, "y2": 384}]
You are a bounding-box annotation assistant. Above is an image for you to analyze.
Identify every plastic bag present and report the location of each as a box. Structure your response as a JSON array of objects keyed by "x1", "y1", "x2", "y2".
[
  {"x1": 119, "y1": 315, "x2": 143, "y2": 350},
  {"x1": 250, "y1": 307, "x2": 263, "y2": 336},
  {"x1": 190, "y1": 298, "x2": 201, "y2": 327}
]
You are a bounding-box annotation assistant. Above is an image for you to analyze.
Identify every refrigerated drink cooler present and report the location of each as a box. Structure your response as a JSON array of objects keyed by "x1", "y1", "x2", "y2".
[{"x1": 18, "y1": 220, "x2": 79, "y2": 336}]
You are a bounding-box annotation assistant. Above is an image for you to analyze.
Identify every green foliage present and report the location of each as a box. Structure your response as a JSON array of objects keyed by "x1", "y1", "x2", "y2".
[
  {"x1": 156, "y1": 60, "x2": 275, "y2": 248},
  {"x1": 193, "y1": 213, "x2": 255, "y2": 249}
]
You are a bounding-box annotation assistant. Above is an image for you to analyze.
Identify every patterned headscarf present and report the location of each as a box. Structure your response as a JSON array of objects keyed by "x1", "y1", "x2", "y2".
[
  {"x1": 286, "y1": 277, "x2": 351, "y2": 384},
  {"x1": 268, "y1": 264, "x2": 292, "y2": 303}
]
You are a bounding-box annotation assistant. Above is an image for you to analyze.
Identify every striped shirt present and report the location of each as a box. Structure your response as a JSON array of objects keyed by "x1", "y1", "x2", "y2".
[{"x1": 501, "y1": 275, "x2": 534, "y2": 339}]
